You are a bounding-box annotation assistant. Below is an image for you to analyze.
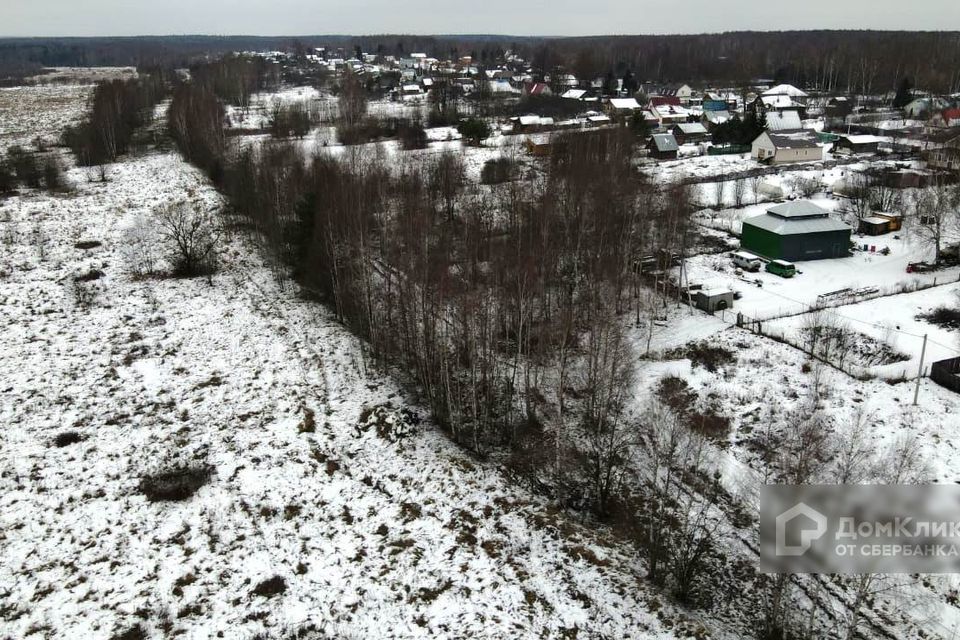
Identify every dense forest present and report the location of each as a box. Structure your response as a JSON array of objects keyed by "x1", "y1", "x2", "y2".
[{"x1": 3, "y1": 31, "x2": 960, "y2": 92}]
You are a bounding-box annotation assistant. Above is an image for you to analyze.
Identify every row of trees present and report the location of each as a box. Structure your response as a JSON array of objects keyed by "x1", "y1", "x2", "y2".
[{"x1": 63, "y1": 75, "x2": 168, "y2": 166}]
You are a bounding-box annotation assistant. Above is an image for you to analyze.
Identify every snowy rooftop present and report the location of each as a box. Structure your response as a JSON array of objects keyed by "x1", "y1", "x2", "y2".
[
  {"x1": 767, "y1": 130, "x2": 820, "y2": 149},
  {"x1": 766, "y1": 110, "x2": 803, "y2": 132},
  {"x1": 746, "y1": 211, "x2": 851, "y2": 235},
  {"x1": 762, "y1": 83, "x2": 808, "y2": 97},
  {"x1": 650, "y1": 133, "x2": 679, "y2": 152},
  {"x1": 767, "y1": 200, "x2": 830, "y2": 218},
  {"x1": 609, "y1": 98, "x2": 641, "y2": 110},
  {"x1": 840, "y1": 134, "x2": 882, "y2": 144},
  {"x1": 674, "y1": 122, "x2": 707, "y2": 134}
]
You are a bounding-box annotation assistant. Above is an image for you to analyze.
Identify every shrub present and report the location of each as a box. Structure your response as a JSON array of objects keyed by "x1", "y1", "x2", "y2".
[
  {"x1": 121, "y1": 215, "x2": 162, "y2": 277},
  {"x1": 398, "y1": 119, "x2": 428, "y2": 150},
  {"x1": 917, "y1": 306, "x2": 960, "y2": 330},
  {"x1": 42, "y1": 156, "x2": 64, "y2": 190},
  {"x1": 480, "y1": 158, "x2": 517, "y2": 184},
  {"x1": 53, "y1": 431, "x2": 84, "y2": 447},
  {"x1": 251, "y1": 575, "x2": 287, "y2": 598},
  {"x1": 110, "y1": 624, "x2": 147, "y2": 640},
  {"x1": 656, "y1": 376, "x2": 696, "y2": 414},
  {"x1": 0, "y1": 158, "x2": 16, "y2": 193},
  {"x1": 7, "y1": 146, "x2": 42, "y2": 188},
  {"x1": 139, "y1": 465, "x2": 213, "y2": 502},
  {"x1": 688, "y1": 411, "x2": 732, "y2": 440},
  {"x1": 667, "y1": 342, "x2": 735, "y2": 372}
]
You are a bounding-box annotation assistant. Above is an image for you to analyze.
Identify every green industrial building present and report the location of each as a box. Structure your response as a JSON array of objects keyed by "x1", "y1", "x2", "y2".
[{"x1": 741, "y1": 201, "x2": 852, "y2": 262}]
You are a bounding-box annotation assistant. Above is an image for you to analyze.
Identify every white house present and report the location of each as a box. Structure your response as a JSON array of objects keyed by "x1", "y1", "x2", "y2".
[
  {"x1": 607, "y1": 98, "x2": 642, "y2": 112},
  {"x1": 762, "y1": 84, "x2": 808, "y2": 104},
  {"x1": 751, "y1": 130, "x2": 823, "y2": 164}
]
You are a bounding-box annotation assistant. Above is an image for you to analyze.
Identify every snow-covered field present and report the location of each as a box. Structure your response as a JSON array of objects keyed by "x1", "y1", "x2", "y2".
[
  {"x1": 0, "y1": 84, "x2": 92, "y2": 152},
  {"x1": 0, "y1": 152, "x2": 700, "y2": 639}
]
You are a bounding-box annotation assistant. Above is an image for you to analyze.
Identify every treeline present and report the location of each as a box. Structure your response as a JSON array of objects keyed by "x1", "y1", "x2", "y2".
[
  {"x1": 4, "y1": 31, "x2": 960, "y2": 92},
  {"x1": 190, "y1": 55, "x2": 280, "y2": 108},
  {"x1": 64, "y1": 75, "x2": 168, "y2": 166},
  {"x1": 538, "y1": 31, "x2": 960, "y2": 95}
]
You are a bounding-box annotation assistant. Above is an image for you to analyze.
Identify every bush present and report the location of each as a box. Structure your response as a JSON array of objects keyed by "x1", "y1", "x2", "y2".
[
  {"x1": 398, "y1": 119, "x2": 428, "y2": 150},
  {"x1": 480, "y1": 158, "x2": 518, "y2": 184},
  {"x1": 139, "y1": 465, "x2": 213, "y2": 502},
  {"x1": 0, "y1": 158, "x2": 16, "y2": 193},
  {"x1": 656, "y1": 376, "x2": 696, "y2": 414},
  {"x1": 917, "y1": 306, "x2": 960, "y2": 330},
  {"x1": 7, "y1": 146, "x2": 42, "y2": 188},
  {"x1": 121, "y1": 215, "x2": 162, "y2": 277},
  {"x1": 43, "y1": 156, "x2": 64, "y2": 190},
  {"x1": 666, "y1": 342, "x2": 735, "y2": 372},
  {"x1": 252, "y1": 575, "x2": 287, "y2": 597},
  {"x1": 336, "y1": 117, "x2": 396, "y2": 145},
  {"x1": 457, "y1": 118, "x2": 492, "y2": 146},
  {"x1": 53, "y1": 431, "x2": 84, "y2": 447},
  {"x1": 110, "y1": 624, "x2": 147, "y2": 640}
]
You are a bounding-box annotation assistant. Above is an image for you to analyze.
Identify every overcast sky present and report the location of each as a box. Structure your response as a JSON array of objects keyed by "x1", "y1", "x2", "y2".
[{"x1": 4, "y1": 0, "x2": 959, "y2": 38}]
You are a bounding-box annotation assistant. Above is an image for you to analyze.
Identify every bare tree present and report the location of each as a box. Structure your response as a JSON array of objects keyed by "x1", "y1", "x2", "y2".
[
  {"x1": 121, "y1": 214, "x2": 162, "y2": 277},
  {"x1": 733, "y1": 176, "x2": 747, "y2": 208},
  {"x1": 910, "y1": 182, "x2": 959, "y2": 264},
  {"x1": 749, "y1": 174, "x2": 763, "y2": 205},
  {"x1": 155, "y1": 200, "x2": 223, "y2": 277},
  {"x1": 713, "y1": 177, "x2": 726, "y2": 210},
  {"x1": 338, "y1": 70, "x2": 368, "y2": 133}
]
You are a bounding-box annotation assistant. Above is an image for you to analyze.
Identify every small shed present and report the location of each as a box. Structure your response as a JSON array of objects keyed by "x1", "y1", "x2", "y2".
[
  {"x1": 874, "y1": 212, "x2": 902, "y2": 231},
  {"x1": 525, "y1": 134, "x2": 553, "y2": 157},
  {"x1": 695, "y1": 289, "x2": 735, "y2": 314},
  {"x1": 858, "y1": 216, "x2": 891, "y2": 236},
  {"x1": 834, "y1": 135, "x2": 881, "y2": 155},
  {"x1": 647, "y1": 134, "x2": 679, "y2": 160}
]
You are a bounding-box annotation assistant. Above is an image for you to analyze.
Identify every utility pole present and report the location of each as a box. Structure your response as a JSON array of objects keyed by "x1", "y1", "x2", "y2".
[{"x1": 913, "y1": 334, "x2": 928, "y2": 406}]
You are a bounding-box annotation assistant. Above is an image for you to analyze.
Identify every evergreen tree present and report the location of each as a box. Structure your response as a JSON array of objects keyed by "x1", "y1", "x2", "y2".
[{"x1": 893, "y1": 77, "x2": 913, "y2": 109}]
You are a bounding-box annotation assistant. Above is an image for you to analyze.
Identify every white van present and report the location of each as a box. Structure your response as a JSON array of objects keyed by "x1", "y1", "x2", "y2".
[{"x1": 732, "y1": 251, "x2": 762, "y2": 272}]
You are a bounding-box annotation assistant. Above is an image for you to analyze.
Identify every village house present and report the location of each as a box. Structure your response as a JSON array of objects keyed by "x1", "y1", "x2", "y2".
[
  {"x1": 825, "y1": 96, "x2": 854, "y2": 119},
  {"x1": 523, "y1": 82, "x2": 552, "y2": 97},
  {"x1": 670, "y1": 122, "x2": 709, "y2": 144},
  {"x1": 762, "y1": 84, "x2": 809, "y2": 105},
  {"x1": 648, "y1": 97, "x2": 691, "y2": 125},
  {"x1": 647, "y1": 133, "x2": 679, "y2": 160},
  {"x1": 924, "y1": 128, "x2": 960, "y2": 173},
  {"x1": 765, "y1": 110, "x2": 803, "y2": 132},
  {"x1": 751, "y1": 129, "x2": 823, "y2": 164},
  {"x1": 561, "y1": 88, "x2": 588, "y2": 100},
  {"x1": 657, "y1": 83, "x2": 695, "y2": 105},
  {"x1": 702, "y1": 109, "x2": 733, "y2": 130},
  {"x1": 606, "y1": 97, "x2": 643, "y2": 114}
]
